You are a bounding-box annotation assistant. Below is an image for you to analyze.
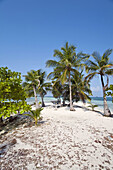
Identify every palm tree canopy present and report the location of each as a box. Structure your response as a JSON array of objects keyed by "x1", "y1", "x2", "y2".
[
  {"x1": 23, "y1": 70, "x2": 42, "y2": 98},
  {"x1": 85, "y1": 49, "x2": 113, "y2": 116},
  {"x1": 46, "y1": 42, "x2": 90, "y2": 110},
  {"x1": 85, "y1": 49, "x2": 113, "y2": 82},
  {"x1": 46, "y1": 42, "x2": 88, "y2": 85},
  {"x1": 71, "y1": 71, "x2": 92, "y2": 103},
  {"x1": 23, "y1": 70, "x2": 41, "y2": 87}
]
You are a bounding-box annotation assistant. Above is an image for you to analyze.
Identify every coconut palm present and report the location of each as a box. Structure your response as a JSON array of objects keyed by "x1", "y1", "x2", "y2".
[
  {"x1": 46, "y1": 42, "x2": 88, "y2": 111},
  {"x1": 71, "y1": 71, "x2": 92, "y2": 103},
  {"x1": 38, "y1": 71, "x2": 51, "y2": 107},
  {"x1": 85, "y1": 49, "x2": 113, "y2": 116},
  {"x1": 25, "y1": 108, "x2": 43, "y2": 126},
  {"x1": 23, "y1": 70, "x2": 40, "y2": 109},
  {"x1": 51, "y1": 80, "x2": 63, "y2": 100}
]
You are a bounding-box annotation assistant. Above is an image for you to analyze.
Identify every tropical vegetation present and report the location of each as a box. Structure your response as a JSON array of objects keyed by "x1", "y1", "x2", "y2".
[
  {"x1": 0, "y1": 43, "x2": 113, "y2": 122},
  {"x1": 37, "y1": 70, "x2": 51, "y2": 107},
  {"x1": 25, "y1": 108, "x2": 43, "y2": 126},
  {"x1": 23, "y1": 70, "x2": 41, "y2": 109},
  {"x1": 0, "y1": 67, "x2": 30, "y2": 123},
  {"x1": 106, "y1": 84, "x2": 113, "y2": 103},
  {"x1": 23, "y1": 69, "x2": 51, "y2": 107},
  {"x1": 88, "y1": 102, "x2": 98, "y2": 111},
  {"x1": 85, "y1": 49, "x2": 113, "y2": 116},
  {"x1": 46, "y1": 42, "x2": 89, "y2": 111}
]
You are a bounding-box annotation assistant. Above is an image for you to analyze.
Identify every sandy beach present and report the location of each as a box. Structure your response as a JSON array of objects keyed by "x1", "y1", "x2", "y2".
[{"x1": 0, "y1": 102, "x2": 113, "y2": 170}]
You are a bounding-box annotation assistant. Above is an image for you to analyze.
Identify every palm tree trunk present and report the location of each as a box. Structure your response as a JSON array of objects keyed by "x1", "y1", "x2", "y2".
[
  {"x1": 63, "y1": 99, "x2": 65, "y2": 106},
  {"x1": 69, "y1": 71, "x2": 75, "y2": 111},
  {"x1": 33, "y1": 85, "x2": 39, "y2": 109},
  {"x1": 41, "y1": 96, "x2": 45, "y2": 107},
  {"x1": 101, "y1": 75, "x2": 111, "y2": 116},
  {"x1": 62, "y1": 85, "x2": 66, "y2": 106}
]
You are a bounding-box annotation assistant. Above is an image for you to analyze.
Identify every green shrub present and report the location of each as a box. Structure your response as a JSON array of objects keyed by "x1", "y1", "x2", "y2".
[
  {"x1": 88, "y1": 102, "x2": 98, "y2": 111},
  {"x1": 26, "y1": 108, "x2": 43, "y2": 126}
]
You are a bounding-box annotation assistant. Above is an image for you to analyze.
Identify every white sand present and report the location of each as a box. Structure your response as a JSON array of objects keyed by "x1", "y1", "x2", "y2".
[{"x1": 0, "y1": 102, "x2": 113, "y2": 169}]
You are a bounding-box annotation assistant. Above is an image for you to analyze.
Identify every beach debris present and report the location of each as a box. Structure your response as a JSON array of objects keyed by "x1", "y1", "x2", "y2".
[
  {"x1": 0, "y1": 143, "x2": 8, "y2": 158},
  {"x1": 108, "y1": 134, "x2": 113, "y2": 141},
  {"x1": 10, "y1": 138, "x2": 17, "y2": 145},
  {"x1": 0, "y1": 138, "x2": 17, "y2": 158},
  {"x1": 0, "y1": 107, "x2": 113, "y2": 169}
]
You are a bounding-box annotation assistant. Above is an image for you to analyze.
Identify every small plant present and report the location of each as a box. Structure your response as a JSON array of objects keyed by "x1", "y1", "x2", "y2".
[
  {"x1": 88, "y1": 102, "x2": 98, "y2": 111},
  {"x1": 26, "y1": 107, "x2": 43, "y2": 126}
]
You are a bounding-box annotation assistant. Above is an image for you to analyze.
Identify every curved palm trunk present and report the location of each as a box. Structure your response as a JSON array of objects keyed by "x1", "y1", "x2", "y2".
[
  {"x1": 69, "y1": 71, "x2": 75, "y2": 111},
  {"x1": 101, "y1": 75, "x2": 111, "y2": 116},
  {"x1": 33, "y1": 85, "x2": 39, "y2": 109}
]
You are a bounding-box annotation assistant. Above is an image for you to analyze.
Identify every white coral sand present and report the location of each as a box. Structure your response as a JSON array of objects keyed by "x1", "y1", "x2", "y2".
[{"x1": 0, "y1": 102, "x2": 113, "y2": 170}]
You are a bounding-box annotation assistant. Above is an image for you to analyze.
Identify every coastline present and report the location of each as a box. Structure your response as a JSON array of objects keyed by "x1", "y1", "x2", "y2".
[{"x1": 26, "y1": 96, "x2": 113, "y2": 113}]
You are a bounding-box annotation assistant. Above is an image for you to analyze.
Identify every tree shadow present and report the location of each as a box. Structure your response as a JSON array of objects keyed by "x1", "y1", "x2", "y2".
[
  {"x1": 73, "y1": 104, "x2": 105, "y2": 116},
  {"x1": 0, "y1": 113, "x2": 46, "y2": 137},
  {"x1": 92, "y1": 110, "x2": 113, "y2": 118},
  {"x1": 74, "y1": 104, "x2": 113, "y2": 118}
]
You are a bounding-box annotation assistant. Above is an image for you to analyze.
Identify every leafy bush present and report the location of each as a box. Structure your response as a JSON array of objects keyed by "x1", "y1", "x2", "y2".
[{"x1": 0, "y1": 67, "x2": 31, "y2": 121}]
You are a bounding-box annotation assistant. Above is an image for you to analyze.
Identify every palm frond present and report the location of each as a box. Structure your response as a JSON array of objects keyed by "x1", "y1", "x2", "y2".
[
  {"x1": 77, "y1": 52, "x2": 90, "y2": 61},
  {"x1": 92, "y1": 51, "x2": 101, "y2": 63},
  {"x1": 101, "y1": 64, "x2": 113, "y2": 71},
  {"x1": 46, "y1": 60, "x2": 59, "y2": 67},
  {"x1": 53, "y1": 50, "x2": 64, "y2": 60},
  {"x1": 85, "y1": 64, "x2": 98, "y2": 73},
  {"x1": 85, "y1": 72, "x2": 97, "y2": 83},
  {"x1": 65, "y1": 42, "x2": 69, "y2": 50},
  {"x1": 105, "y1": 69, "x2": 113, "y2": 75},
  {"x1": 79, "y1": 91, "x2": 91, "y2": 102},
  {"x1": 102, "y1": 49, "x2": 113, "y2": 59},
  {"x1": 61, "y1": 69, "x2": 67, "y2": 85},
  {"x1": 47, "y1": 72, "x2": 55, "y2": 80},
  {"x1": 85, "y1": 60, "x2": 98, "y2": 67},
  {"x1": 52, "y1": 77, "x2": 61, "y2": 86}
]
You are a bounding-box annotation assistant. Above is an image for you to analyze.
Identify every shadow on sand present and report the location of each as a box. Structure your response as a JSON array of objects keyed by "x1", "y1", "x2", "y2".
[
  {"x1": 73, "y1": 104, "x2": 113, "y2": 118},
  {"x1": 0, "y1": 114, "x2": 46, "y2": 137}
]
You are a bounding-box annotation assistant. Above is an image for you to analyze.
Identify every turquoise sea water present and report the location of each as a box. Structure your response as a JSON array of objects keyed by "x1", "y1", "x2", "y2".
[
  {"x1": 26, "y1": 96, "x2": 57, "y2": 105},
  {"x1": 26, "y1": 96, "x2": 113, "y2": 112},
  {"x1": 90, "y1": 97, "x2": 113, "y2": 112}
]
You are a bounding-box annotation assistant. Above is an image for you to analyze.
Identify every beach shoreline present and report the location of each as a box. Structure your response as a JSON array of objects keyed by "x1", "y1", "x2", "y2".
[
  {"x1": 27, "y1": 96, "x2": 113, "y2": 114},
  {"x1": 0, "y1": 102, "x2": 113, "y2": 169}
]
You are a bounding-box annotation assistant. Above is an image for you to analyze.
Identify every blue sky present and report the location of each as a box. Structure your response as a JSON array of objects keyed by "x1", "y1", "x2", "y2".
[{"x1": 0, "y1": 0, "x2": 113, "y2": 96}]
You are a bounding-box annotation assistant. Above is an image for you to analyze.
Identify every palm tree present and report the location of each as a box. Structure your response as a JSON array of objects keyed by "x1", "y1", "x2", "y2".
[
  {"x1": 46, "y1": 42, "x2": 88, "y2": 111},
  {"x1": 38, "y1": 71, "x2": 51, "y2": 107},
  {"x1": 25, "y1": 108, "x2": 43, "y2": 126},
  {"x1": 85, "y1": 49, "x2": 113, "y2": 116},
  {"x1": 51, "y1": 80, "x2": 63, "y2": 100},
  {"x1": 23, "y1": 70, "x2": 40, "y2": 109},
  {"x1": 71, "y1": 71, "x2": 92, "y2": 103}
]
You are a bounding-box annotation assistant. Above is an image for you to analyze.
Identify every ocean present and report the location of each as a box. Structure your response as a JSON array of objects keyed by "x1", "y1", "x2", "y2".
[
  {"x1": 90, "y1": 97, "x2": 113, "y2": 112},
  {"x1": 26, "y1": 96, "x2": 113, "y2": 113}
]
